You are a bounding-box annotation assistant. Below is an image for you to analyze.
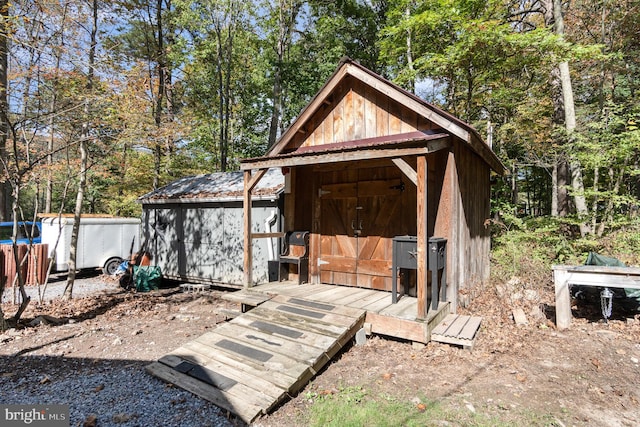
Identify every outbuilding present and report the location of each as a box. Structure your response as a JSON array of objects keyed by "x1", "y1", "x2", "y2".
[
  {"x1": 138, "y1": 169, "x2": 284, "y2": 287},
  {"x1": 241, "y1": 58, "x2": 506, "y2": 318}
]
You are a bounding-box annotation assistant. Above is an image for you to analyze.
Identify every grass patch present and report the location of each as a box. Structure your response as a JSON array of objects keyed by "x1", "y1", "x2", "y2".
[{"x1": 304, "y1": 386, "x2": 560, "y2": 427}]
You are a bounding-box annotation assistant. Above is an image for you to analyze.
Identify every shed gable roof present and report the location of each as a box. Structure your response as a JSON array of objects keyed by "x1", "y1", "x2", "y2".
[
  {"x1": 137, "y1": 168, "x2": 284, "y2": 204},
  {"x1": 244, "y1": 58, "x2": 505, "y2": 174}
]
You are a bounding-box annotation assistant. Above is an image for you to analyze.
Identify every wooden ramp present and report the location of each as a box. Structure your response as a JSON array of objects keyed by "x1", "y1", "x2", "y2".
[
  {"x1": 146, "y1": 294, "x2": 366, "y2": 423},
  {"x1": 430, "y1": 314, "x2": 482, "y2": 350}
]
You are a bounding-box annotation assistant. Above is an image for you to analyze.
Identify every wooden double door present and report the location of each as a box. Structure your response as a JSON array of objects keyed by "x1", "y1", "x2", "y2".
[{"x1": 318, "y1": 169, "x2": 411, "y2": 290}]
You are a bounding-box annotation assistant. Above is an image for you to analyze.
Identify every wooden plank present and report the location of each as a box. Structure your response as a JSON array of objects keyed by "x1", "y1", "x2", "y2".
[
  {"x1": 459, "y1": 316, "x2": 482, "y2": 340},
  {"x1": 431, "y1": 334, "x2": 476, "y2": 349},
  {"x1": 345, "y1": 89, "x2": 355, "y2": 140},
  {"x1": 272, "y1": 294, "x2": 367, "y2": 319},
  {"x1": 364, "y1": 85, "x2": 376, "y2": 138},
  {"x1": 245, "y1": 306, "x2": 346, "y2": 338},
  {"x1": 189, "y1": 333, "x2": 310, "y2": 381},
  {"x1": 430, "y1": 314, "x2": 456, "y2": 336},
  {"x1": 154, "y1": 355, "x2": 276, "y2": 410},
  {"x1": 159, "y1": 354, "x2": 286, "y2": 402},
  {"x1": 353, "y1": 85, "x2": 364, "y2": 140},
  {"x1": 146, "y1": 362, "x2": 264, "y2": 424},
  {"x1": 171, "y1": 341, "x2": 299, "y2": 390},
  {"x1": 365, "y1": 311, "x2": 426, "y2": 343},
  {"x1": 332, "y1": 288, "x2": 378, "y2": 306},
  {"x1": 361, "y1": 293, "x2": 396, "y2": 313},
  {"x1": 214, "y1": 323, "x2": 331, "y2": 365},
  {"x1": 379, "y1": 294, "x2": 416, "y2": 319},
  {"x1": 221, "y1": 291, "x2": 272, "y2": 306},
  {"x1": 439, "y1": 314, "x2": 468, "y2": 337},
  {"x1": 231, "y1": 315, "x2": 338, "y2": 349},
  {"x1": 345, "y1": 290, "x2": 389, "y2": 309},
  {"x1": 243, "y1": 170, "x2": 253, "y2": 287},
  {"x1": 392, "y1": 158, "x2": 418, "y2": 186},
  {"x1": 306, "y1": 285, "x2": 356, "y2": 303}
]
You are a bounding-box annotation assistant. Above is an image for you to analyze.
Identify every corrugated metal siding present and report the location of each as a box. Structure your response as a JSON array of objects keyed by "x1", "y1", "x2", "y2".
[
  {"x1": 142, "y1": 200, "x2": 280, "y2": 287},
  {"x1": 139, "y1": 169, "x2": 283, "y2": 287}
]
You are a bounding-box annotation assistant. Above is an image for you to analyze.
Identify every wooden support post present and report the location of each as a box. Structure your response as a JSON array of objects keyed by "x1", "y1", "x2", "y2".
[
  {"x1": 553, "y1": 266, "x2": 572, "y2": 329},
  {"x1": 416, "y1": 156, "x2": 428, "y2": 319},
  {"x1": 243, "y1": 169, "x2": 269, "y2": 288},
  {"x1": 243, "y1": 170, "x2": 253, "y2": 288}
]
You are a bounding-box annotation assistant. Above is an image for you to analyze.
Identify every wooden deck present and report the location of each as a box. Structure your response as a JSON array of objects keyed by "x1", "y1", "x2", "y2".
[{"x1": 248, "y1": 281, "x2": 451, "y2": 343}]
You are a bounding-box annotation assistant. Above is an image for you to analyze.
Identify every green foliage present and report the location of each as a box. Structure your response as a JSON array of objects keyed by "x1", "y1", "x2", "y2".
[{"x1": 491, "y1": 216, "x2": 640, "y2": 284}]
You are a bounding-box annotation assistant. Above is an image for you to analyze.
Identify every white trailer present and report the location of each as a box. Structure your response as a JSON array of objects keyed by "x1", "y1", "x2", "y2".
[{"x1": 41, "y1": 216, "x2": 141, "y2": 275}]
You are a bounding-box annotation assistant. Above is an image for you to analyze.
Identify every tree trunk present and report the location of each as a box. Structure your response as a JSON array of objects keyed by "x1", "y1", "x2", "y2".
[
  {"x1": 552, "y1": 0, "x2": 591, "y2": 235},
  {"x1": 153, "y1": 0, "x2": 165, "y2": 187},
  {"x1": 405, "y1": 4, "x2": 415, "y2": 93},
  {"x1": 0, "y1": 0, "x2": 9, "y2": 221},
  {"x1": 267, "y1": 1, "x2": 302, "y2": 149},
  {"x1": 64, "y1": 0, "x2": 98, "y2": 299},
  {"x1": 0, "y1": 0, "x2": 9, "y2": 328}
]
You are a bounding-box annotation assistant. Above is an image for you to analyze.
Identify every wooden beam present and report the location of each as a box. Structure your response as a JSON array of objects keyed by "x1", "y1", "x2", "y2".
[
  {"x1": 243, "y1": 170, "x2": 253, "y2": 288},
  {"x1": 241, "y1": 139, "x2": 450, "y2": 171},
  {"x1": 247, "y1": 168, "x2": 268, "y2": 192},
  {"x1": 251, "y1": 232, "x2": 285, "y2": 239},
  {"x1": 391, "y1": 158, "x2": 417, "y2": 186},
  {"x1": 416, "y1": 156, "x2": 428, "y2": 319}
]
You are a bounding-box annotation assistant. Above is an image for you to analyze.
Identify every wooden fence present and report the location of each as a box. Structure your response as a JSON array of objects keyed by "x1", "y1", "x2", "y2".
[{"x1": 0, "y1": 244, "x2": 49, "y2": 287}]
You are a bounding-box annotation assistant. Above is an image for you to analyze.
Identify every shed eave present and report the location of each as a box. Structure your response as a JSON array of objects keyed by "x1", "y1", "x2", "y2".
[
  {"x1": 241, "y1": 133, "x2": 451, "y2": 171},
  {"x1": 137, "y1": 194, "x2": 281, "y2": 205}
]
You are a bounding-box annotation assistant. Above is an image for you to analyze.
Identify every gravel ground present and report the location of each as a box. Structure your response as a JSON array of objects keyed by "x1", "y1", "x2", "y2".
[
  {"x1": 1, "y1": 272, "x2": 240, "y2": 427},
  {"x1": 1, "y1": 270, "x2": 116, "y2": 304},
  {"x1": 1, "y1": 357, "x2": 234, "y2": 427}
]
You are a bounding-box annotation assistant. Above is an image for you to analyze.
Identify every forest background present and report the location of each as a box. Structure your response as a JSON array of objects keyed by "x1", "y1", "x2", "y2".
[{"x1": 0, "y1": 0, "x2": 639, "y2": 302}]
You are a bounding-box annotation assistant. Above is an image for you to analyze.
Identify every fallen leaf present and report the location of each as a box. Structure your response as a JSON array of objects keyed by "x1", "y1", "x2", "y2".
[
  {"x1": 516, "y1": 374, "x2": 527, "y2": 382},
  {"x1": 591, "y1": 358, "x2": 601, "y2": 370},
  {"x1": 416, "y1": 403, "x2": 426, "y2": 412},
  {"x1": 94, "y1": 384, "x2": 104, "y2": 392},
  {"x1": 382, "y1": 372, "x2": 393, "y2": 380},
  {"x1": 83, "y1": 414, "x2": 97, "y2": 427}
]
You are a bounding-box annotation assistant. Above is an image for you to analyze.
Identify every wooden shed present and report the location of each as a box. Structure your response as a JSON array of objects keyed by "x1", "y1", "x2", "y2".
[
  {"x1": 146, "y1": 60, "x2": 507, "y2": 421},
  {"x1": 241, "y1": 58, "x2": 505, "y2": 318}
]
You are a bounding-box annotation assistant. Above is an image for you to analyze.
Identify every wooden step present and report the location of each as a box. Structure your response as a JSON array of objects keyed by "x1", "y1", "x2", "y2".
[{"x1": 430, "y1": 314, "x2": 482, "y2": 350}]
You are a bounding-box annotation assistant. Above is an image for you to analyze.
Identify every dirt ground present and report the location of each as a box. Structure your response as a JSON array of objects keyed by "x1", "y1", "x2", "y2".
[{"x1": 1, "y1": 275, "x2": 639, "y2": 427}]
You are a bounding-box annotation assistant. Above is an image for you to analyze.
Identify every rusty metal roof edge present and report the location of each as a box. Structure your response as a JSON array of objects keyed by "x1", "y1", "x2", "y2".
[
  {"x1": 137, "y1": 193, "x2": 281, "y2": 205},
  {"x1": 242, "y1": 130, "x2": 448, "y2": 164},
  {"x1": 136, "y1": 168, "x2": 284, "y2": 203}
]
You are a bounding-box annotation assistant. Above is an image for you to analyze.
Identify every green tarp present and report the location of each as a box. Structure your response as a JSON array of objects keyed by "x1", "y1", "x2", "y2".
[
  {"x1": 133, "y1": 265, "x2": 162, "y2": 292},
  {"x1": 585, "y1": 252, "x2": 640, "y2": 300}
]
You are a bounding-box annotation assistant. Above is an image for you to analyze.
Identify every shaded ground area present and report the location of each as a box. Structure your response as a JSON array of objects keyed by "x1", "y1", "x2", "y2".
[{"x1": 2, "y1": 276, "x2": 640, "y2": 426}]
